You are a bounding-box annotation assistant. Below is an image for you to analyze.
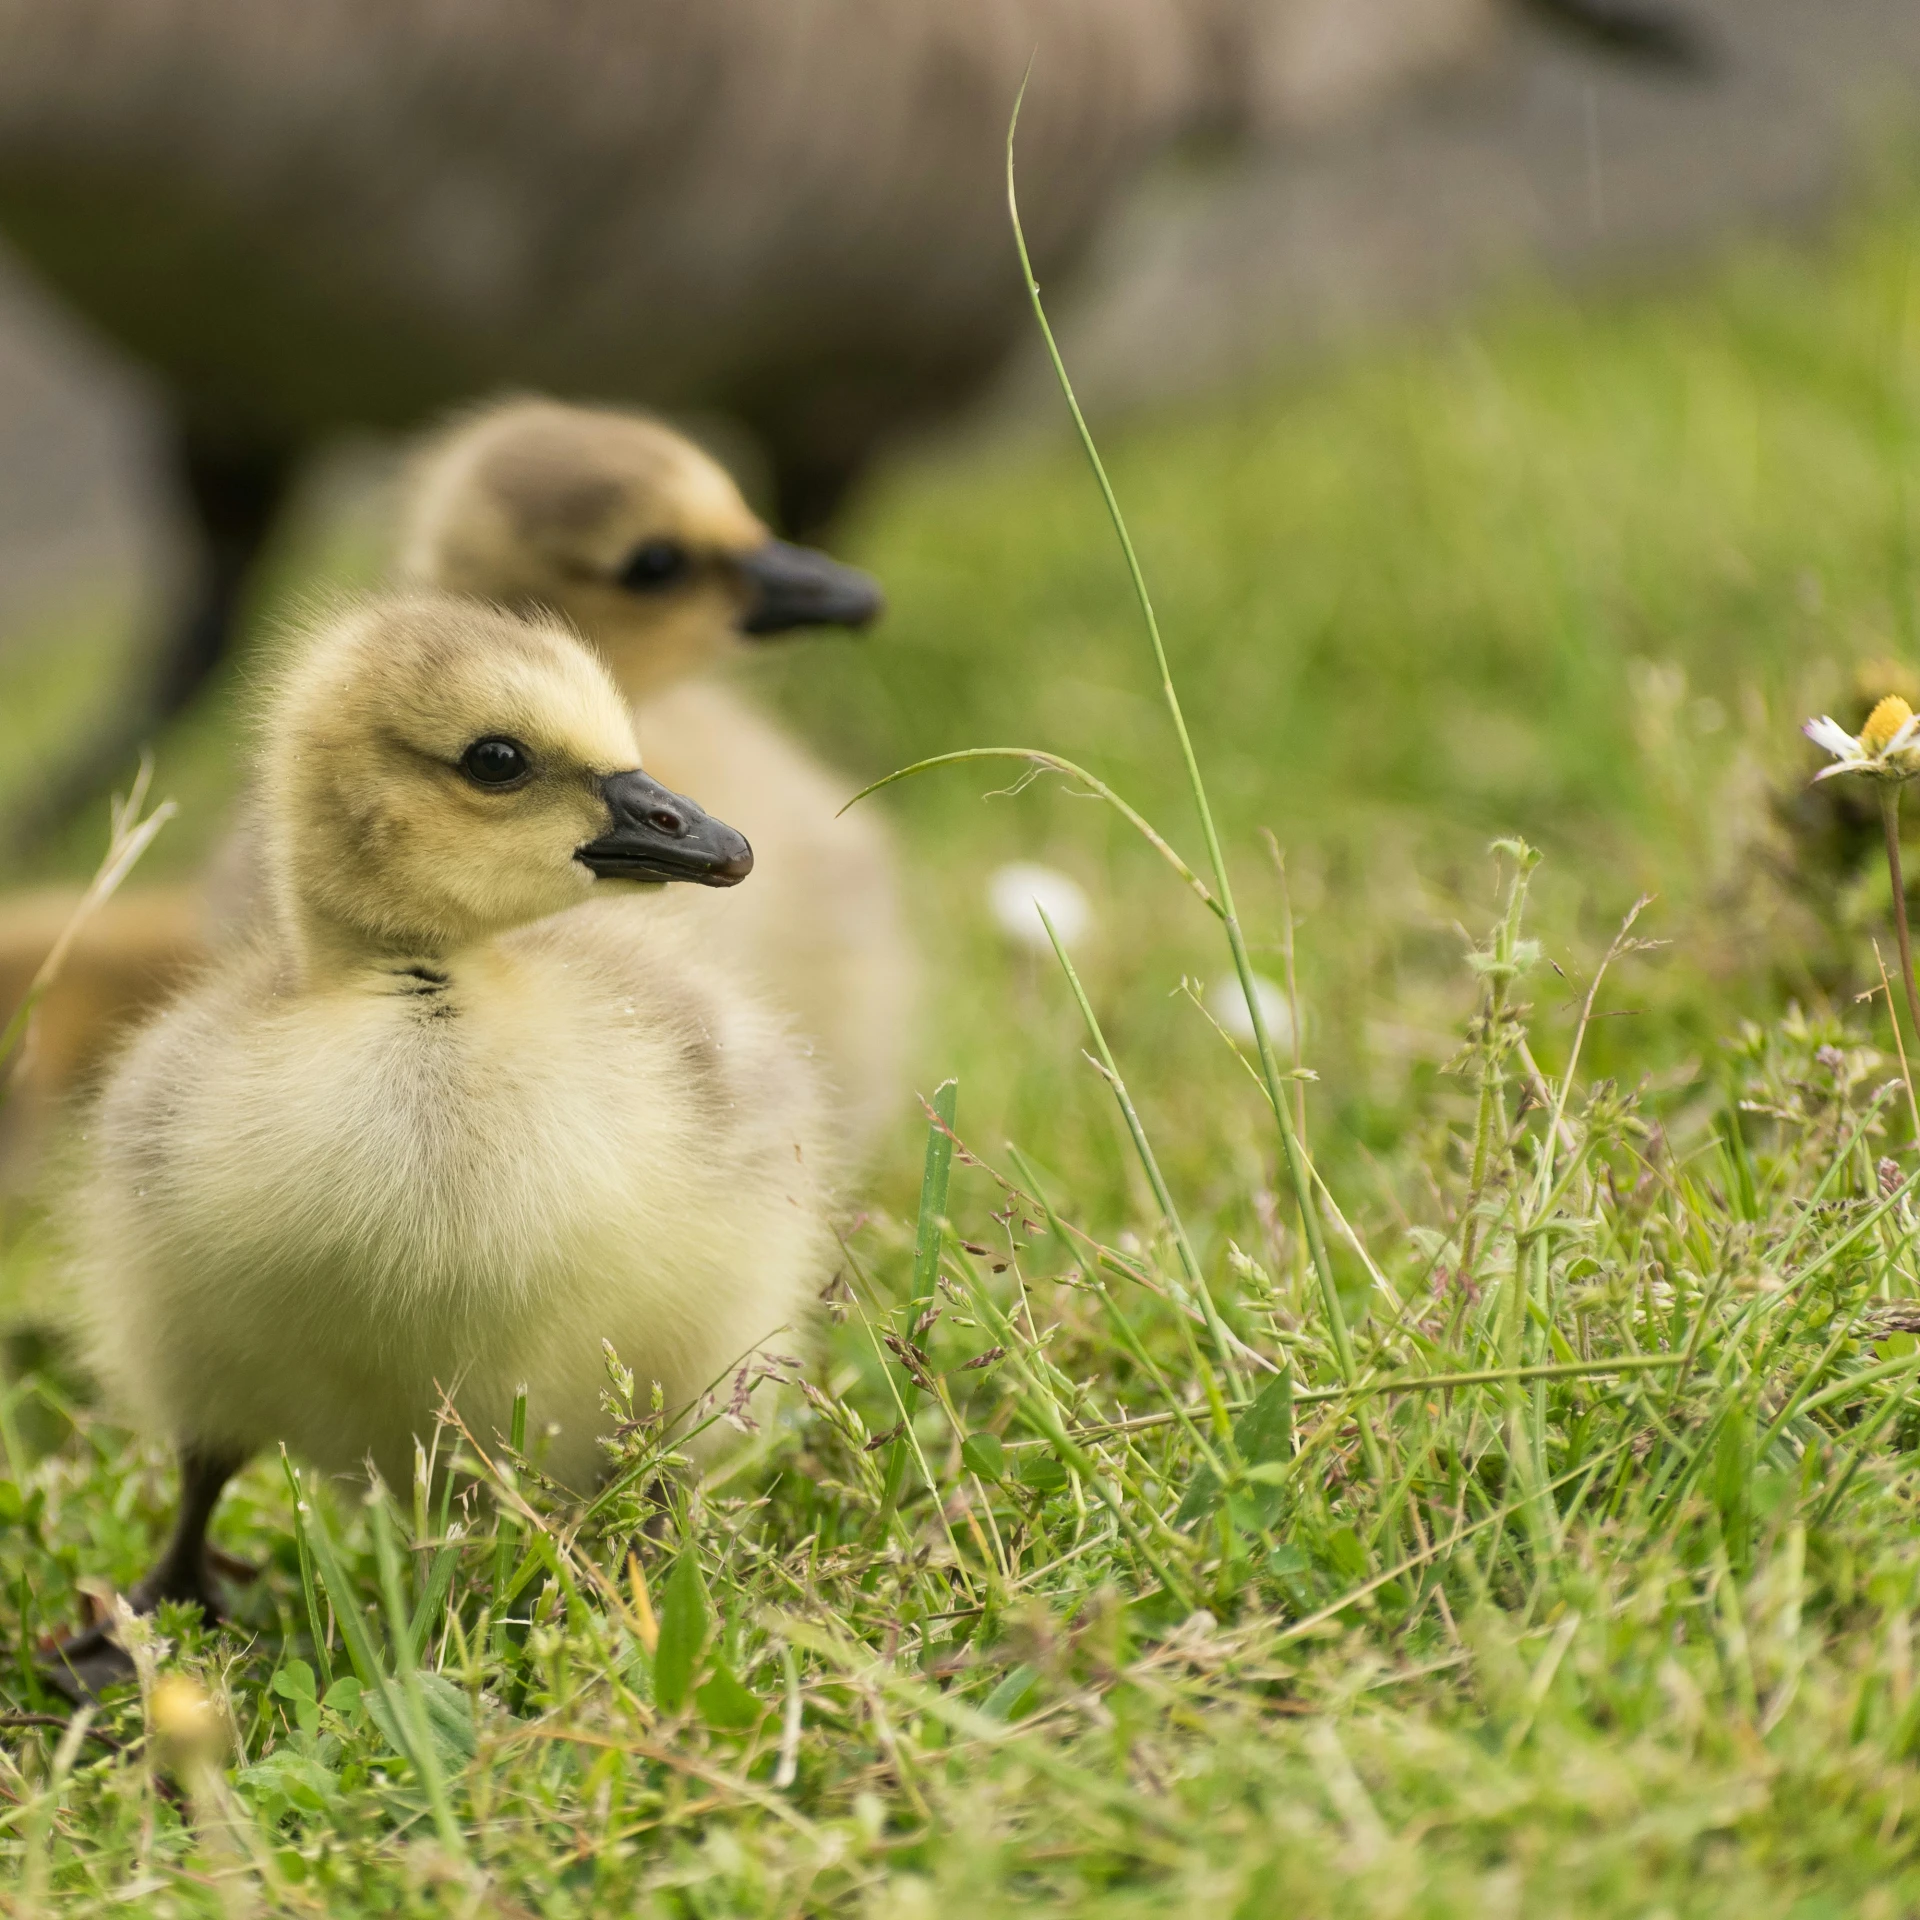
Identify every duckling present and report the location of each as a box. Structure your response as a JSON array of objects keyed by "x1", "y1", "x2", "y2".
[
  {"x1": 398, "y1": 396, "x2": 886, "y2": 698},
  {"x1": 398, "y1": 397, "x2": 914, "y2": 1158},
  {"x1": 0, "y1": 396, "x2": 913, "y2": 1181},
  {"x1": 52, "y1": 593, "x2": 832, "y2": 1696}
]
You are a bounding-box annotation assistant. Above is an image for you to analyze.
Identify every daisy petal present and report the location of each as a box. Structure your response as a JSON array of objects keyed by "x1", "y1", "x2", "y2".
[{"x1": 1804, "y1": 716, "x2": 1863, "y2": 759}]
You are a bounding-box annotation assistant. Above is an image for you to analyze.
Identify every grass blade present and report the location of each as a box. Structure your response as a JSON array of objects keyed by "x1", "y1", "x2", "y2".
[
  {"x1": 877, "y1": 1080, "x2": 959, "y2": 1528},
  {"x1": 1004, "y1": 82, "x2": 1352, "y2": 1383}
]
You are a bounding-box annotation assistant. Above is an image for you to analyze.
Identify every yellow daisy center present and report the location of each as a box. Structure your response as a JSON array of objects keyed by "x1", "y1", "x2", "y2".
[{"x1": 1862, "y1": 695, "x2": 1916, "y2": 754}]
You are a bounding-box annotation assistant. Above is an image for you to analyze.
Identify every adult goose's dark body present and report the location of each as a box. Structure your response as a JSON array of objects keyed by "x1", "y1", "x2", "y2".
[{"x1": 0, "y1": 0, "x2": 1701, "y2": 830}]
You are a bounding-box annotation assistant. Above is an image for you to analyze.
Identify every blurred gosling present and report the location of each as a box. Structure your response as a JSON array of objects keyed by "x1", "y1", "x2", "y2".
[
  {"x1": 53, "y1": 593, "x2": 831, "y2": 1694},
  {"x1": 0, "y1": 396, "x2": 911, "y2": 1177},
  {"x1": 399, "y1": 396, "x2": 913, "y2": 1156}
]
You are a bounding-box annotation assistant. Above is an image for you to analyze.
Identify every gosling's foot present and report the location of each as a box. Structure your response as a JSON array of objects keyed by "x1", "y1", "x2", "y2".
[
  {"x1": 40, "y1": 1447, "x2": 245, "y2": 1702},
  {"x1": 40, "y1": 1568, "x2": 227, "y2": 1703},
  {"x1": 40, "y1": 1617, "x2": 139, "y2": 1702}
]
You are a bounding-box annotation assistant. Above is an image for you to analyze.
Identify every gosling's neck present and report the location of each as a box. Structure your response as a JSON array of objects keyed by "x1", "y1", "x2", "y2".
[{"x1": 269, "y1": 879, "x2": 481, "y2": 994}]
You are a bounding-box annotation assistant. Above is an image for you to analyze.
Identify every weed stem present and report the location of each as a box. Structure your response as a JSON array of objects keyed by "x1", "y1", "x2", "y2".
[
  {"x1": 1006, "y1": 86, "x2": 1355, "y2": 1393},
  {"x1": 1880, "y1": 784, "x2": 1920, "y2": 1046}
]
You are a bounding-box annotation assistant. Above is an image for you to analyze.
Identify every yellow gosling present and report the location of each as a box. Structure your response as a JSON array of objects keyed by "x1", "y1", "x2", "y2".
[{"x1": 51, "y1": 593, "x2": 831, "y2": 1696}]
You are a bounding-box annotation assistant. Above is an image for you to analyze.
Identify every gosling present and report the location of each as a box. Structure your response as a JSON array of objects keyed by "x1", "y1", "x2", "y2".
[
  {"x1": 53, "y1": 594, "x2": 833, "y2": 1695},
  {"x1": 1, "y1": 396, "x2": 912, "y2": 1178},
  {"x1": 400, "y1": 396, "x2": 915, "y2": 1158}
]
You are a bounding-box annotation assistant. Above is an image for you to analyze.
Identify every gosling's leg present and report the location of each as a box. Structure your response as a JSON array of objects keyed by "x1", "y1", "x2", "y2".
[
  {"x1": 127, "y1": 1446, "x2": 245, "y2": 1617},
  {"x1": 44, "y1": 1447, "x2": 245, "y2": 1700}
]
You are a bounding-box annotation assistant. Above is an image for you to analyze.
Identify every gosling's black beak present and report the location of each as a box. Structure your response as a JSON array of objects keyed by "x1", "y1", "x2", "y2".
[
  {"x1": 735, "y1": 538, "x2": 884, "y2": 636},
  {"x1": 576, "y1": 770, "x2": 753, "y2": 888}
]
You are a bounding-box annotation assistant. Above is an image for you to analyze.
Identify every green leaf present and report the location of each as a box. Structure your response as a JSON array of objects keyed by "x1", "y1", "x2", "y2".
[
  {"x1": 297, "y1": 1478, "x2": 388, "y2": 1696},
  {"x1": 1176, "y1": 1372, "x2": 1294, "y2": 1528},
  {"x1": 1016, "y1": 1450, "x2": 1068, "y2": 1493},
  {"x1": 1267, "y1": 1546, "x2": 1310, "y2": 1575},
  {"x1": 1173, "y1": 1470, "x2": 1222, "y2": 1529},
  {"x1": 321, "y1": 1676, "x2": 363, "y2": 1717},
  {"x1": 961, "y1": 1433, "x2": 1007, "y2": 1482},
  {"x1": 360, "y1": 1686, "x2": 405, "y2": 1759},
  {"x1": 272, "y1": 1660, "x2": 316, "y2": 1703},
  {"x1": 272, "y1": 1659, "x2": 319, "y2": 1734},
  {"x1": 653, "y1": 1550, "x2": 710, "y2": 1713},
  {"x1": 695, "y1": 1658, "x2": 762, "y2": 1731},
  {"x1": 981, "y1": 1662, "x2": 1040, "y2": 1722},
  {"x1": 1714, "y1": 1406, "x2": 1752, "y2": 1565},
  {"x1": 1235, "y1": 1372, "x2": 1295, "y2": 1467},
  {"x1": 359, "y1": 1673, "x2": 471, "y2": 1769},
  {"x1": 281, "y1": 1449, "x2": 333, "y2": 1693},
  {"x1": 414, "y1": 1671, "x2": 477, "y2": 1764},
  {"x1": 235, "y1": 1750, "x2": 340, "y2": 1816},
  {"x1": 406, "y1": 1541, "x2": 461, "y2": 1665},
  {"x1": 1323, "y1": 1526, "x2": 1368, "y2": 1582}
]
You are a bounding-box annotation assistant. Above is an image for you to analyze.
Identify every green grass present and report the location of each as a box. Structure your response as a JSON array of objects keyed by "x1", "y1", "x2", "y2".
[{"x1": 7, "y1": 174, "x2": 1920, "y2": 1914}]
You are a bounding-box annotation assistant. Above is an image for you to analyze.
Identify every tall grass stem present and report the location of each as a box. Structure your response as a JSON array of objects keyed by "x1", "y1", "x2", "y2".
[
  {"x1": 1880, "y1": 785, "x2": 1920, "y2": 1046},
  {"x1": 1005, "y1": 84, "x2": 1353, "y2": 1384},
  {"x1": 1039, "y1": 903, "x2": 1246, "y2": 1406},
  {"x1": 877, "y1": 1079, "x2": 958, "y2": 1528}
]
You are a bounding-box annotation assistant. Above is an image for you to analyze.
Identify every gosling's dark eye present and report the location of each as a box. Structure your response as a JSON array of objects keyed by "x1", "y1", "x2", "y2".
[
  {"x1": 617, "y1": 539, "x2": 690, "y2": 592},
  {"x1": 460, "y1": 737, "x2": 532, "y2": 788}
]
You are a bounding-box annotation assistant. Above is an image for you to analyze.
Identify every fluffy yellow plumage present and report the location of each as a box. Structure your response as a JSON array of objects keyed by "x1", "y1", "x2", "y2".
[
  {"x1": 399, "y1": 399, "x2": 915, "y2": 1156},
  {"x1": 53, "y1": 592, "x2": 833, "y2": 1694}
]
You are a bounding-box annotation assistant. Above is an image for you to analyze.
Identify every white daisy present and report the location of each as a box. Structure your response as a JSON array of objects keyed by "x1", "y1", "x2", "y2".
[
  {"x1": 1805, "y1": 695, "x2": 1920, "y2": 782},
  {"x1": 1206, "y1": 973, "x2": 1295, "y2": 1047},
  {"x1": 988, "y1": 862, "x2": 1092, "y2": 953}
]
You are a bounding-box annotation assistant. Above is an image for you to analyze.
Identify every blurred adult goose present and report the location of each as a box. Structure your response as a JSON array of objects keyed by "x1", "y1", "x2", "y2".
[
  {"x1": 0, "y1": 397, "x2": 912, "y2": 1174},
  {"x1": 0, "y1": 0, "x2": 1704, "y2": 831},
  {"x1": 52, "y1": 594, "x2": 832, "y2": 1695}
]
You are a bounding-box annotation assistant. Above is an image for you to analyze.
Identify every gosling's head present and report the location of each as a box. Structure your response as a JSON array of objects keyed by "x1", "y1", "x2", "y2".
[
  {"x1": 263, "y1": 594, "x2": 753, "y2": 963},
  {"x1": 397, "y1": 397, "x2": 884, "y2": 700}
]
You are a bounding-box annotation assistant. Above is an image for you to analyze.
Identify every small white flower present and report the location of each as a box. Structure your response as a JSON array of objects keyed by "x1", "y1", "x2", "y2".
[
  {"x1": 988, "y1": 862, "x2": 1092, "y2": 953},
  {"x1": 1804, "y1": 695, "x2": 1920, "y2": 782},
  {"x1": 1206, "y1": 973, "x2": 1295, "y2": 1048}
]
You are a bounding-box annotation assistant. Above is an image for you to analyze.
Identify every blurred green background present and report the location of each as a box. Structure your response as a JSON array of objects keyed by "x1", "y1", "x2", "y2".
[{"x1": 4, "y1": 183, "x2": 1918, "y2": 1245}]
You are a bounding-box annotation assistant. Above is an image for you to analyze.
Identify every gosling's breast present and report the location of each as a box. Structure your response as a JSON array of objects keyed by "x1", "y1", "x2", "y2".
[{"x1": 124, "y1": 951, "x2": 684, "y2": 1308}]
